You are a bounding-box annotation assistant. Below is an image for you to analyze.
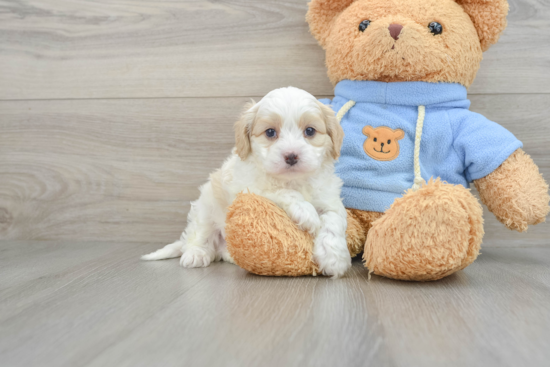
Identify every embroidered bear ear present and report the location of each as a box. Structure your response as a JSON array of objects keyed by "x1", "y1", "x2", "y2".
[
  {"x1": 392, "y1": 129, "x2": 405, "y2": 140},
  {"x1": 307, "y1": 0, "x2": 355, "y2": 48},
  {"x1": 455, "y1": 0, "x2": 509, "y2": 52},
  {"x1": 362, "y1": 125, "x2": 374, "y2": 137}
]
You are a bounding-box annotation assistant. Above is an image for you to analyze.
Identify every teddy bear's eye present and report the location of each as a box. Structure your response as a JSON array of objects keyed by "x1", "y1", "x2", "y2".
[
  {"x1": 359, "y1": 20, "x2": 371, "y2": 32},
  {"x1": 428, "y1": 22, "x2": 443, "y2": 35},
  {"x1": 387, "y1": 140, "x2": 391, "y2": 145},
  {"x1": 373, "y1": 137, "x2": 377, "y2": 142}
]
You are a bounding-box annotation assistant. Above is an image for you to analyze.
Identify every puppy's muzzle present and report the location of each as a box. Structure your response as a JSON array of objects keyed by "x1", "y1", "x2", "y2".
[{"x1": 284, "y1": 153, "x2": 299, "y2": 166}]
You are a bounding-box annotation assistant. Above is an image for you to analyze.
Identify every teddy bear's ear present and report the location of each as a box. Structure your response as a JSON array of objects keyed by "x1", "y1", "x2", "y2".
[
  {"x1": 455, "y1": 0, "x2": 509, "y2": 52},
  {"x1": 307, "y1": 0, "x2": 355, "y2": 47}
]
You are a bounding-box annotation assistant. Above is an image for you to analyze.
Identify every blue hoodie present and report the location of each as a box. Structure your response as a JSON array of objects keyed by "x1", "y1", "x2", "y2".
[{"x1": 320, "y1": 80, "x2": 522, "y2": 213}]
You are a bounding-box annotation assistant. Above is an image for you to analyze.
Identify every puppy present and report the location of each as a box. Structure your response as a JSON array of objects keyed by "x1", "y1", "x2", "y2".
[{"x1": 142, "y1": 87, "x2": 351, "y2": 278}]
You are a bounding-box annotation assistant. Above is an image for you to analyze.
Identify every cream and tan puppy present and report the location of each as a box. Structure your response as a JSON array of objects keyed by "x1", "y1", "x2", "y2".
[{"x1": 142, "y1": 87, "x2": 351, "y2": 278}]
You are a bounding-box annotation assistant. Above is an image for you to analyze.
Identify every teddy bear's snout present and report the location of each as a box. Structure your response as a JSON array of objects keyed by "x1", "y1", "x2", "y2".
[{"x1": 388, "y1": 24, "x2": 403, "y2": 41}]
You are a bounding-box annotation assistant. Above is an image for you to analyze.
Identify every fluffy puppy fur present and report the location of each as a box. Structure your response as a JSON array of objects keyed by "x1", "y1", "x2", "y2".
[{"x1": 142, "y1": 87, "x2": 351, "y2": 278}]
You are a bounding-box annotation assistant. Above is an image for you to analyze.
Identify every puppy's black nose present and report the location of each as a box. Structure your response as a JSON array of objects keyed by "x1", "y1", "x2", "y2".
[
  {"x1": 285, "y1": 154, "x2": 298, "y2": 166},
  {"x1": 388, "y1": 24, "x2": 403, "y2": 40}
]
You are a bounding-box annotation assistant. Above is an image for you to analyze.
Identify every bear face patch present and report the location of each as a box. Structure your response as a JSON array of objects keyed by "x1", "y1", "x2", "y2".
[{"x1": 362, "y1": 126, "x2": 405, "y2": 161}]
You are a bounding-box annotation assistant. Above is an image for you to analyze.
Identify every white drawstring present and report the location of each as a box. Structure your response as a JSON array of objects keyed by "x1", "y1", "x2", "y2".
[
  {"x1": 336, "y1": 100, "x2": 356, "y2": 123},
  {"x1": 336, "y1": 101, "x2": 426, "y2": 192},
  {"x1": 412, "y1": 105, "x2": 426, "y2": 191}
]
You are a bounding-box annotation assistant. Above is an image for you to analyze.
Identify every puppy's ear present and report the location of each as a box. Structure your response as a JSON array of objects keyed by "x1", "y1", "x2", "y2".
[
  {"x1": 234, "y1": 101, "x2": 258, "y2": 160},
  {"x1": 318, "y1": 101, "x2": 344, "y2": 160},
  {"x1": 455, "y1": 0, "x2": 509, "y2": 51},
  {"x1": 307, "y1": 0, "x2": 355, "y2": 48}
]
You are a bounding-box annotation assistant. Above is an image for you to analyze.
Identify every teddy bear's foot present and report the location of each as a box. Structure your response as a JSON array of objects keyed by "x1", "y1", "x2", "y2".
[
  {"x1": 225, "y1": 193, "x2": 318, "y2": 276},
  {"x1": 364, "y1": 179, "x2": 484, "y2": 281}
]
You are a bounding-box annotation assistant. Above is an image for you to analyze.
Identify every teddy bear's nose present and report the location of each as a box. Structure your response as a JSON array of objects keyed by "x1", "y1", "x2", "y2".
[{"x1": 388, "y1": 24, "x2": 403, "y2": 40}]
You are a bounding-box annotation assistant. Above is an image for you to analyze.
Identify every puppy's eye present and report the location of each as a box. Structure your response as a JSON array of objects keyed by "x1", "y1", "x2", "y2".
[
  {"x1": 359, "y1": 20, "x2": 371, "y2": 32},
  {"x1": 265, "y1": 129, "x2": 277, "y2": 138},
  {"x1": 304, "y1": 127, "x2": 316, "y2": 137},
  {"x1": 373, "y1": 137, "x2": 377, "y2": 142},
  {"x1": 387, "y1": 140, "x2": 391, "y2": 145},
  {"x1": 428, "y1": 22, "x2": 443, "y2": 35}
]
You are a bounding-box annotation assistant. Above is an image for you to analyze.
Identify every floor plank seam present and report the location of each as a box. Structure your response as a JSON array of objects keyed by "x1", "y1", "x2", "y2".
[{"x1": 81, "y1": 266, "x2": 217, "y2": 367}]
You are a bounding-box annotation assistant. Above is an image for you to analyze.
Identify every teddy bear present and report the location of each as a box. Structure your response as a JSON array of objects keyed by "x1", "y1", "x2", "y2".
[{"x1": 224, "y1": 0, "x2": 550, "y2": 281}]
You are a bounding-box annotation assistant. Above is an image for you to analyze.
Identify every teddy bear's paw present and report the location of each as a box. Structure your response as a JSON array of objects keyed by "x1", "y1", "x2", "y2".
[
  {"x1": 364, "y1": 179, "x2": 484, "y2": 281},
  {"x1": 287, "y1": 201, "x2": 322, "y2": 235},
  {"x1": 180, "y1": 247, "x2": 214, "y2": 268},
  {"x1": 313, "y1": 232, "x2": 351, "y2": 278},
  {"x1": 225, "y1": 193, "x2": 318, "y2": 277},
  {"x1": 475, "y1": 149, "x2": 550, "y2": 232}
]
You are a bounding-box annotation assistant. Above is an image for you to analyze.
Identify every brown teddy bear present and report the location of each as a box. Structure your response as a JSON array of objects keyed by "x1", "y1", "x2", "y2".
[{"x1": 225, "y1": 0, "x2": 550, "y2": 281}]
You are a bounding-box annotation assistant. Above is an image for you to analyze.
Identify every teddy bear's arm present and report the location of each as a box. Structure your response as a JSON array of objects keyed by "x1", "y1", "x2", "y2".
[{"x1": 474, "y1": 149, "x2": 550, "y2": 232}]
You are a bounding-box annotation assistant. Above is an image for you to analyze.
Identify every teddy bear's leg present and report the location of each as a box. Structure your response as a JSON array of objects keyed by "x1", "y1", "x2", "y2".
[
  {"x1": 364, "y1": 179, "x2": 484, "y2": 281},
  {"x1": 346, "y1": 209, "x2": 383, "y2": 258},
  {"x1": 225, "y1": 192, "x2": 318, "y2": 276}
]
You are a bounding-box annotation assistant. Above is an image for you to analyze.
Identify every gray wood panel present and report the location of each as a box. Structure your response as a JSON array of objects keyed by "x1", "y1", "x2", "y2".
[
  {"x1": 0, "y1": 241, "x2": 549, "y2": 367},
  {"x1": 1, "y1": 94, "x2": 549, "y2": 244},
  {"x1": 1, "y1": 0, "x2": 549, "y2": 100}
]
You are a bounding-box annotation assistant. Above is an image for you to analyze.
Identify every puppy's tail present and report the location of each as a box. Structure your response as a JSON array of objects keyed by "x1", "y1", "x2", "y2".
[{"x1": 141, "y1": 240, "x2": 184, "y2": 261}]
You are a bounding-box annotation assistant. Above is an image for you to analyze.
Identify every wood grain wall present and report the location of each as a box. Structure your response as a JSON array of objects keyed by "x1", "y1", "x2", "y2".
[{"x1": 1, "y1": 0, "x2": 549, "y2": 245}]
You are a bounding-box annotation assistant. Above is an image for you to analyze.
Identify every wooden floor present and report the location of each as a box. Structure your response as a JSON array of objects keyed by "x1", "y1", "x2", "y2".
[{"x1": 0, "y1": 241, "x2": 549, "y2": 367}]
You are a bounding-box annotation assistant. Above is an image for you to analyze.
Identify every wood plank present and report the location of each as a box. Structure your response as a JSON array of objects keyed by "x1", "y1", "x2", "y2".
[
  {"x1": 0, "y1": 241, "x2": 549, "y2": 367},
  {"x1": 0, "y1": 97, "x2": 246, "y2": 242},
  {"x1": 87, "y1": 260, "x2": 390, "y2": 367},
  {"x1": 1, "y1": 0, "x2": 549, "y2": 100},
  {"x1": 1, "y1": 94, "x2": 549, "y2": 244},
  {"x1": 0, "y1": 240, "x2": 135, "y2": 291},
  {"x1": 367, "y1": 247, "x2": 550, "y2": 367},
  {"x1": 0, "y1": 241, "x2": 219, "y2": 366}
]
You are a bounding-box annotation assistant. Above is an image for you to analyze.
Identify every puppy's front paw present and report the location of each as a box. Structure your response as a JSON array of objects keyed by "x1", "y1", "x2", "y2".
[
  {"x1": 180, "y1": 247, "x2": 213, "y2": 268},
  {"x1": 313, "y1": 233, "x2": 351, "y2": 279},
  {"x1": 287, "y1": 201, "x2": 321, "y2": 235}
]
